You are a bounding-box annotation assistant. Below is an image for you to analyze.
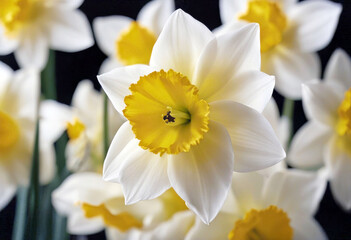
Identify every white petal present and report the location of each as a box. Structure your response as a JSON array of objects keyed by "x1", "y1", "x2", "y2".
[
  {"x1": 0, "y1": 26, "x2": 18, "y2": 55},
  {"x1": 67, "y1": 210, "x2": 105, "y2": 235},
  {"x1": 325, "y1": 48, "x2": 351, "y2": 89},
  {"x1": 219, "y1": 0, "x2": 247, "y2": 24},
  {"x1": 288, "y1": 121, "x2": 332, "y2": 169},
  {"x1": 288, "y1": 0, "x2": 342, "y2": 52},
  {"x1": 15, "y1": 28, "x2": 48, "y2": 70},
  {"x1": 302, "y1": 82, "x2": 342, "y2": 125},
  {"x1": 0, "y1": 185, "x2": 16, "y2": 211},
  {"x1": 118, "y1": 143, "x2": 170, "y2": 204},
  {"x1": 205, "y1": 70, "x2": 274, "y2": 112},
  {"x1": 210, "y1": 101, "x2": 285, "y2": 172},
  {"x1": 48, "y1": 9, "x2": 93, "y2": 52},
  {"x1": 186, "y1": 212, "x2": 237, "y2": 240},
  {"x1": 273, "y1": 0, "x2": 297, "y2": 11},
  {"x1": 103, "y1": 122, "x2": 136, "y2": 183},
  {"x1": 98, "y1": 65, "x2": 155, "y2": 115},
  {"x1": 262, "y1": 47, "x2": 321, "y2": 99},
  {"x1": 93, "y1": 16, "x2": 133, "y2": 56},
  {"x1": 326, "y1": 136, "x2": 351, "y2": 210},
  {"x1": 263, "y1": 170, "x2": 327, "y2": 216},
  {"x1": 137, "y1": 0, "x2": 174, "y2": 35},
  {"x1": 72, "y1": 80, "x2": 101, "y2": 117},
  {"x1": 46, "y1": 0, "x2": 83, "y2": 9},
  {"x1": 149, "y1": 9, "x2": 213, "y2": 80},
  {"x1": 168, "y1": 121, "x2": 234, "y2": 224},
  {"x1": 99, "y1": 57, "x2": 123, "y2": 74},
  {"x1": 262, "y1": 98, "x2": 280, "y2": 134},
  {"x1": 291, "y1": 216, "x2": 327, "y2": 240},
  {"x1": 39, "y1": 144, "x2": 56, "y2": 184}
]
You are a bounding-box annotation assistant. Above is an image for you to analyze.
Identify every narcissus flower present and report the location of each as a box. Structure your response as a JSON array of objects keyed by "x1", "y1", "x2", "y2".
[
  {"x1": 0, "y1": 0, "x2": 93, "y2": 69},
  {"x1": 185, "y1": 170, "x2": 327, "y2": 240},
  {"x1": 98, "y1": 10, "x2": 285, "y2": 224},
  {"x1": 93, "y1": 0, "x2": 174, "y2": 73},
  {"x1": 0, "y1": 61, "x2": 56, "y2": 210},
  {"x1": 289, "y1": 49, "x2": 351, "y2": 210},
  {"x1": 41, "y1": 80, "x2": 124, "y2": 173},
  {"x1": 219, "y1": 0, "x2": 342, "y2": 99}
]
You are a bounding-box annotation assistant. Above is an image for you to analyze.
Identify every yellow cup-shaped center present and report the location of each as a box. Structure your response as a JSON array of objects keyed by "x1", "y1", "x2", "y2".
[
  {"x1": 0, "y1": 110, "x2": 20, "y2": 153},
  {"x1": 239, "y1": 0, "x2": 287, "y2": 52},
  {"x1": 336, "y1": 88, "x2": 351, "y2": 137},
  {"x1": 228, "y1": 205, "x2": 293, "y2": 240}
]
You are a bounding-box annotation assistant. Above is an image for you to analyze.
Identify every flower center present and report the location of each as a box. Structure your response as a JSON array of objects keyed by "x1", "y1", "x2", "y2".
[
  {"x1": 115, "y1": 21, "x2": 157, "y2": 66},
  {"x1": 159, "y1": 188, "x2": 188, "y2": 220},
  {"x1": 123, "y1": 69, "x2": 210, "y2": 155},
  {"x1": 81, "y1": 202, "x2": 142, "y2": 232},
  {"x1": 67, "y1": 118, "x2": 86, "y2": 141},
  {"x1": 228, "y1": 205, "x2": 293, "y2": 240},
  {"x1": 239, "y1": 0, "x2": 287, "y2": 53},
  {"x1": 336, "y1": 88, "x2": 351, "y2": 137},
  {"x1": 0, "y1": 110, "x2": 20, "y2": 153},
  {"x1": 0, "y1": 0, "x2": 43, "y2": 37}
]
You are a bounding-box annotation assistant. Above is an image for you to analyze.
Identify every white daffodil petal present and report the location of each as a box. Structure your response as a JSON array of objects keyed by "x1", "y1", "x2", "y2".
[
  {"x1": 262, "y1": 98, "x2": 280, "y2": 134},
  {"x1": 302, "y1": 82, "x2": 341, "y2": 125},
  {"x1": 99, "y1": 57, "x2": 123, "y2": 74},
  {"x1": 263, "y1": 170, "x2": 327, "y2": 216},
  {"x1": 48, "y1": 9, "x2": 93, "y2": 52},
  {"x1": 219, "y1": 0, "x2": 247, "y2": 24},
  {"x1": 327, "y1": 137, "x2": 351, "y2": 210},
  {"x1": 118, "y1": 144, "x2": 170, "y2": 205},
  {"x1": 290, "y1": 216, "x2": 327, "y2": 240},
  {"x1": 149, "y1": 9, "x2": 213, "y2": 80},
  {"x1": 186, "y1": 212, "x2": 236, "y2": 240},
  {"x1": 274, "y1": 0, "x2": 297, "y2": 11},
  {"x1": 262, "y1": 47, "x2": 320, "y2": 100},
  {"x1": 137, "y1": 0, "x2": 174, "y2": 36},
  {"x1": 168, "y1": 121, "x2": 234, "y2": 224},
  {"x1": 0, "y1": 185, "x2": 16, "y2": 211},
  {"x1": 289, "y1": 121, "x2": 332, "y2": 169},
  {"x1": 67, "y1": 210, "x2": 105, "y2": 235},
  {"x1": 289, "y1": 0, "x2": 342, "y2": 52},
  {"x1": 98, "y1": 65, "x2": 155, "y2": 115},
  {"x1": 325, "y1": 48, "x2": 351, "y2": 89},
  {"x1": 205, "y1": 70, "x2": 274, "y2": 112},
  {"x1": 103, "y1": 122, "x2": 136, "y2": 183},
  {"x1": 210, "y1": 101, "x2": 285, "y2": 172},
  {"x1": 72, "y1": 80, "x2": 101, "y2": 118},
  {"x1": 93, "y1": 16, "x2": 133, "y2": 56},
  {"x1": 0, "y1": 27, "x2": 18, "y2": 55},
  {"x1": 47, "y1": 0, "x2": 84, "y2": 9},
  {"x1": 39, "y1": 144, "x2": 56, "y2": 184}
]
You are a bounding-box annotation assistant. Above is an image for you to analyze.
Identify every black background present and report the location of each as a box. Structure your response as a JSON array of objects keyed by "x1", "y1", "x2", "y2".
[{"x1": 0, "y1": 0, "x2": 351, "y2": 239}]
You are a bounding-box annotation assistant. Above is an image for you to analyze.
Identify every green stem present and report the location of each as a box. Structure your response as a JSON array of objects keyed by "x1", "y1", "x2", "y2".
[
  {"x1": 282, "y1": 98, "x2": 295, "y2": 149},
  {"x1": 103, "y1": 93, "x2": 109, "y2": 157},
  {"x1": 12, "y1": 187, "x2": 28, "y2": 240},
  {"x1": 41, "y1": 50, "x2": 56, "y2": 100}
]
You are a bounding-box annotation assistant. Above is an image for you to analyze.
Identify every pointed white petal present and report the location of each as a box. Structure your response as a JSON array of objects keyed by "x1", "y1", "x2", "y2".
[
  {"x1": 289, "y1": 0, "x2": 342, "y2": 52},
  {"x1": 118, "y1": 144, "x2": 170, "y2": 204},
  {"x1": 168, "y1": 121, "x2": 234, "y2": 224},
  {"x1": 186, "y1": 212, "x2": 237, "y2": 240},
  {"x1": 137, "y1": 0, "x2": 174, "y2": 35},
  {"x1": 98, "y1": 65, "x2": 155, "y2": 115},
  {"x1": 48, "y1": 9, "x2": 93, "y2": 52},
  {"x1": 67, "y1": 210, "x2": 105, "y2": 235},
  {"x1": 0, "y1": 185, "x2": 16, "y2": 211},
  {"x1": 289, "y1": 121, "x2": 332, "y2": 169},
  {"x1": 262, "y1": 47, "x2": 320, "y2": 100},
  {"x1": 219, "y1": 0, "x2": 247, "y2": 24},
  {"x1": 46, "y1": 0, "x2": 83, "y2": 9},
  {"x1": 262, "y1": 98, "x2": 280, "y2": 134},
  {"x1": 99, "y1": 57, "x2": 123, "y2": 74},
  {"x1": 263, "y1": 170, "x2": 327, "y2": 216},
  {"x1": 326, "y1": 137, "x2": 351, "y2": 210},
  {"x1": 0, "y1": 26, "x2": 18, "y2": 55},
  {"x1": 302, "y1": 82, "x2": 342, "y2": 125},
  {"x1": 93, "y1": 16, "x2": 133, "y2": 56},
  {"x1": 72, "y1": 80, "x2": 101, "y2": 117},
  {"x1": 210, "y1": 101, "x2": 285, "y2": 172},
  {"x1": 150, "y1": 9, "x2": 213, "y2": 80},
  {"x1": 325, "y1": 48, "x2": 351, "y2": 89},
  {"x1": 103, "y1": 122, "x2": 136, "y2": 182},
  {"x1": 290, "y1": 216, "x2": 327, "y2": 240}
]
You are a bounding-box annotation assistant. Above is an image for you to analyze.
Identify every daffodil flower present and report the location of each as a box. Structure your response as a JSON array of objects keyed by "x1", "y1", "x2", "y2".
[
  {"x1": 0, "y1": 61, "x2": 57, "y2": 210},
  {"x1": 219, "y1": 0, "x2": 342, "y2": 99},
  {"x1": 41, "y1": 80, "x2": 124, "y2": 173},
  {"x1": 0, "y1": 0, "x2": 93, "y2": 70},
  {"x1": 98, "y1": 10, "x2": 285, "y2": 224},
  {"x1": 185, "y1": 170, "x2": 327, "y2": 240},
  {"x1": 289, "y1": 49, "x2": 351, "y2": 210},
  {"x1": 93, "y1": 0, "x2": 174, "y2": 73}
]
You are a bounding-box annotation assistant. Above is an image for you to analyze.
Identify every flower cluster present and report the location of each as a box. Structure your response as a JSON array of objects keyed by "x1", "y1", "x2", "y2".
[{"x1": 0, "y1": 0, "x2": 348, "y2": 239}]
